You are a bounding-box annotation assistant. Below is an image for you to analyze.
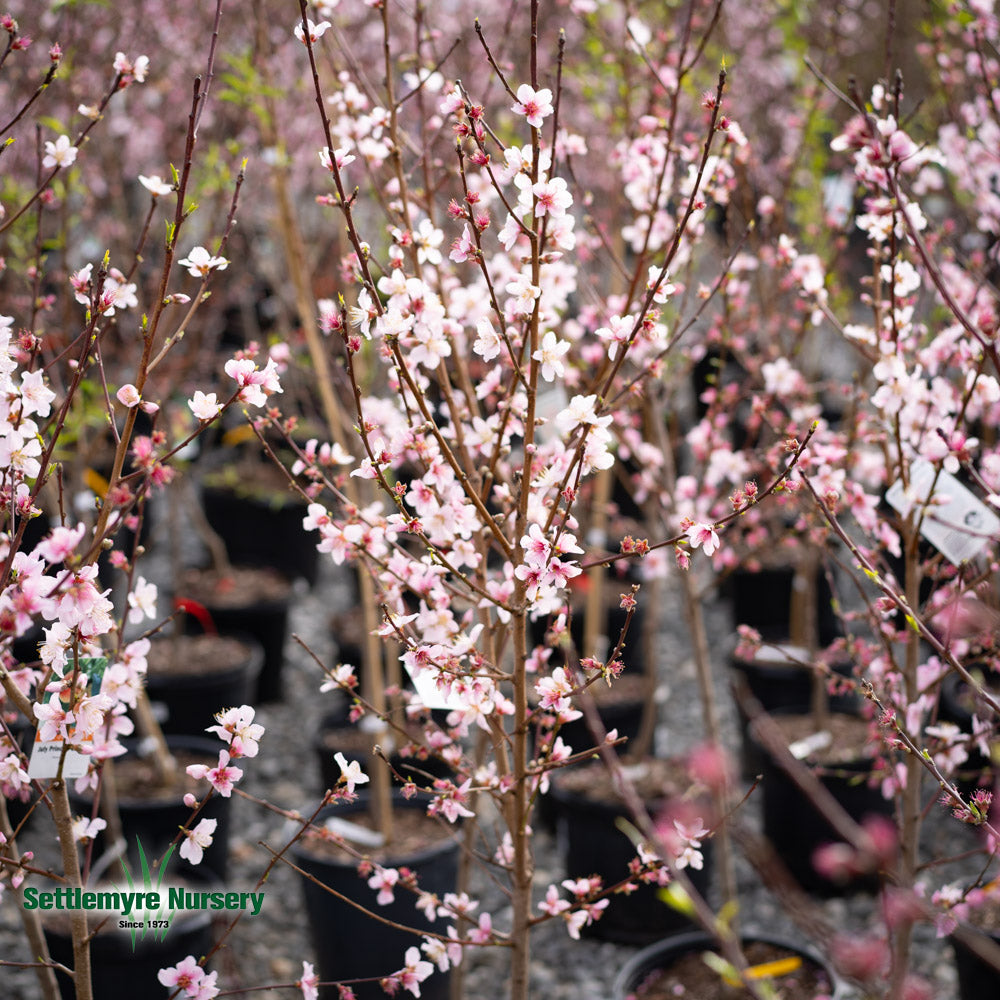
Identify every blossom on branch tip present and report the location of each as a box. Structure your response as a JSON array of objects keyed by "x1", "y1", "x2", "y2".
[
  {"x1": 397, "y1": 946, "x2": 434, "y2": 997},
  {"x1": 158, "y1": 956, "x2": 206, "y2": 993},
  {"x1": 334, "y1": 751, "x2": 369, "y2": 794},
  {"x1": 178, "y1": 247, "x2": 229, "y2": 279},
  {"x1": 684, "y1": 521, "x2": 720, "y2": 557},
  {"x1": 188, "y1": 390, "x2": 222, "y2": 421},
  {"x1": 320, "y1": 146, "x2": 355, "y2": 172},
  {"x1": 298, "y1": 961, "x2": 320, "y2": 1000},
  {"x1": 294, "y1": 19, "x2": 331, "y2": 44},
  {"x1": 139, "y1": 174, "x2": 173, "y2": 197},
  {"x1": 224, "y1": 356, "x2": 282, "y2": 408},
  {"x1": 116, "y1": 384, "x2": 141, "y2": 408},
  {"x1": 179, "y1": 818, "x2": 217, "y2": 865},
  {"x1": 42, "y1": 135, "x2": 77, "y2": 170},
  {"x1": 532, "y1": 331, "x2": 569, "y2": 381},
  {"x1": 71, "y1": 816, "x2": 107, "y2": 843},
  {"x1": 186, "y1": 750, "x2": 243, "y2": 797},
  {"x1": 207, "y1": 705, "x2": 265, "y2": 758},
  {"x1": 511, "y1": 84, "x2": 553, "y2": 129},
  {"x1": 113, "y1": 52, "x2": 148, "y2": 84}
]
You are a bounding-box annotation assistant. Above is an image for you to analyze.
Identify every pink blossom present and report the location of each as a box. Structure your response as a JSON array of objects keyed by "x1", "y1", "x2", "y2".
[
  {"x1": 34, "y1": 523, "x2": 85, "y2": 564},
  {"x1": 126, "y1": 576, "x2": 157, "y2": 623},
  {"x1": 449, "y1": 224, "x2": 476, "y2": 263},
  {"x1": 207, "y1": 705, "x2": 265, "y2": 758},
  {"x1": 368, "y1": 865, "x2": 399, "y2": 905},
  {"x1": 334, "y1": 751, "x2": 369, "y2": 794},
  {"x1": 319, "y1": 146, "x2": 355, "y2": 172},
  {"x1": 224, "y1": 356, "x2": 283, "y2": 408},
  {"x1": 511, "y1": 84, "x2": 554, "y2": 129},
  {"x1": 186, "y1": 750, "x2": 243, "y2": 797},
  {"x1": 684, "y1": 521, "x2": 720, "y2": 557},
  {"x1": 179, "y1": 818, "x2": 217, "y2": 865},
  {"x1": 538, "y1": 883, "x2": 570, "y2": 916},
  {"x1": 71, "y1": 815, "x2": 107, "y2": 842},
  {"x1": 42, "y1": 135, "x2": 77, "y2": 170},
  {"x1": 139, "y1": 175, "x2": 173, "y2": 197},
  {"x1": 396, "y1": 946, "x2": 434, "y2": 997},
  {"x1": 298, "y1": 961, "x2": 320, "y2": 1000},
  {"x1": 188, "y1": 391, "x2": 222, "y2": 421},
  {"x1": 294, "y1": 18, "x2": 331, "y2": 44},
  {"x1": 188, "y1": 971, "x2": 220, "y2": 1000},
  {"x1": 33, "y1": 693, "x2": 74, "y2": 741},
  {"x1": 531, "y1": 177, "x2": 572, "y2": 218},
  {"x1": 158, "y1": 956, "x2": 205, "y2": 992},
  {"x1": 178, "y1": 246, "x2": 229, "y2": 279},
  {"x1": 113, "y1": 51, "x2": 148, "y2": 83}
]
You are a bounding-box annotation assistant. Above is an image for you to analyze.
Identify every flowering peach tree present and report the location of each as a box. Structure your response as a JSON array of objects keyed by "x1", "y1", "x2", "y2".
[{"x1": 6, "y1": 2, "x2": 1000, "y2": 1000}]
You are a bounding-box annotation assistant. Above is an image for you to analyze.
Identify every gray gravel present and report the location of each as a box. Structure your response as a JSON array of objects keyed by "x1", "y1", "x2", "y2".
[{"x1": 1, "y1": 547, "x2": 977, "y2": 1000}]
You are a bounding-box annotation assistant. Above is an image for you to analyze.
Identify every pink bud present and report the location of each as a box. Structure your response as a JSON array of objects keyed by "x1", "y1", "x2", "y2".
[{"x1": 116, "y1": 383, "x2": 141, "y2": 408}]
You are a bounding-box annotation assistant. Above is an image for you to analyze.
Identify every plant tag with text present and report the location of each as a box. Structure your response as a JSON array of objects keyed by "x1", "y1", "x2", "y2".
[
  {"x1": 885, "y1": 459, "x2": 999, "y2": 565},
  {"x1": 28, "y1": 656, "x2": 108, "y2": 780}
]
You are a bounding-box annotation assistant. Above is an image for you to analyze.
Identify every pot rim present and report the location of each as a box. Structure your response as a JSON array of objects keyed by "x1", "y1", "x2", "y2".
[
  {"x1": 291, "y1": 793, "x2": 461, "y2": 870},
  {"x1": 612, "y1": 930, "x2": 849, "y2": 1000},
  {"x1": 144, "y1": 631, "x2": 265, "y2": 685}
]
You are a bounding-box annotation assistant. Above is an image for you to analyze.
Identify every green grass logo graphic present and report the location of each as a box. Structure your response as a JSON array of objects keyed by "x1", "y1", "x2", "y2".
[{"x1": 113, "y1": 838, "x2": 177, "y2": 951}]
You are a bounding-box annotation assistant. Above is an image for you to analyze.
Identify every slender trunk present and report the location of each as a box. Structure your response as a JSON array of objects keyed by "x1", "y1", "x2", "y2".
[
  {"x1": 1, "y1": 797, "x2": 60, "y2": 1000},
  {"x1": 264, "y1": 108, "x2": 392, "y2": 841},
  {"x1": 509, "y1": 609, "x2": 533, "y2": 1000},
  {"x1": 50, "y1": 781, "x2": 92, "y2": 1000},
  {"x1": 889, "y1": 522, "x2": 922, "y2": 998},
  {"x1": 679, "y1": 570, "x2": 738, "y2": 926}
]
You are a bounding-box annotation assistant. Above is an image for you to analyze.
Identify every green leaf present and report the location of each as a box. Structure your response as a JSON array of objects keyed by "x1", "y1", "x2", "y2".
[{"x1": 657, "y1": 882, "x2": 695, "y2": 916}]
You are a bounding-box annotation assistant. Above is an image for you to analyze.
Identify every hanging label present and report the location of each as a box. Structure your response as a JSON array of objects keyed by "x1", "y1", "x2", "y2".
[
  {"x1": 402, "y1": 661, "x2": 470, "y2": 712},
  {"x1": 885, "y1": 459, "x2": 999, "y2": 565},
  {"x1": 28, "y1": 656, "x2": 108, "y2": 780}
]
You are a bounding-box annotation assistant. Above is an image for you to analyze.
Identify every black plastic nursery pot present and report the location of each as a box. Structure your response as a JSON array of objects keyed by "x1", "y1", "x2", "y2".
[
  {"x1": 177, "y1": 567, "x2": 292, "y2": 704},
  {"x1": 313, "y1": 707, "x2": 455, "y2": 792},
  {"x1": 550, "y1": 674, "x2": 649, "y2": 754},
  {"x1": 730, "y1": 645, "x2": 856, "y2": 780},
  {"x1": 951, "y1": 923, "x2": 1000, "y2": 999},
  {"x1": 548, "y1": 767, "x2": 712, "y2": 944},
  {"x1": 70, "y1": 736, "x2": 234, "y2": 882},
  {"x1": 292, "y1": 794, "x2": 459, "y2": 1000},
  {"x1": 727, "y1": 560, "x2": 840, "y2": 646},
  {"x1": 529, "y1": 593, "x2": 647, "y2": 675},
  {"x1": 43, "y1": 876, "x2": 216, "y2": 1000},
  {"x1": 144, "y1": 633, "x2": 263, "y2": 737},
  {"x1": 612, "y1": 931, "x2": 847, "y2": 1000},
  {"x1": 202, "y1": 481, "x2": 320, "y2": 587},
  {"x1": 753, "y1": 712, "x2": 894, "y2": 897}
]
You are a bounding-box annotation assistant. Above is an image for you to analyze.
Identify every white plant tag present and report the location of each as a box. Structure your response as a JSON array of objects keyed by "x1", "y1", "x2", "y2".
[
  {"x1": 403, "y1": 662, "x2": 468, "y2": 712},
  {"x1": 323, "y1": 817, "x2": 386, "y2": 848},
  {"x1": 788, "y1": 730, "x2": 832, "y2": 760},
  {"x1": 885, "y1": 459, "x2": 999, "y2": 565},
  {"x1": 28, "y1": 657, "x2": 108, "y2": 780}
]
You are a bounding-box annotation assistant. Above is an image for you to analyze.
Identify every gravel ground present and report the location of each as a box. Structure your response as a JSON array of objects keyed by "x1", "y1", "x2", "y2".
[{"x1": 0, "y1": 544, "x2": 980, "y2": 1000}]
